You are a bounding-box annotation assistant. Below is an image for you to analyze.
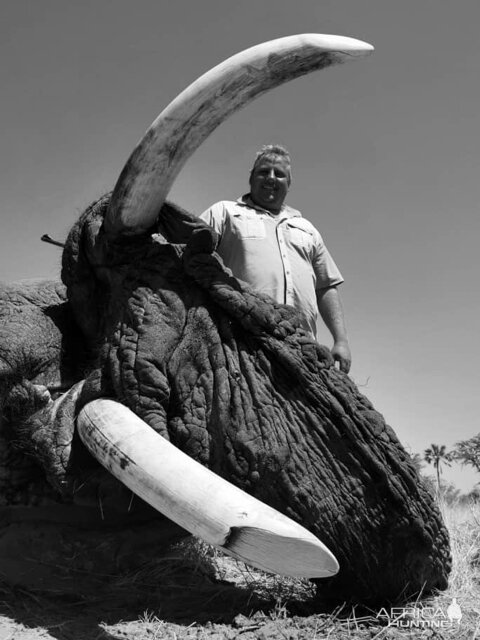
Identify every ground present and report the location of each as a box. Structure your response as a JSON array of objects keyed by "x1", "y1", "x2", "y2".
[{"x1": 0, "y1": 500, "x2": 478, "y2": 640}]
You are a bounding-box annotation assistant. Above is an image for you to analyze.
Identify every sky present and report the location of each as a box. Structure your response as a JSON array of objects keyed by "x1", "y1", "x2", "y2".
[{"x1": 1, "y1": 0, "x2": 479, "y2": 491}]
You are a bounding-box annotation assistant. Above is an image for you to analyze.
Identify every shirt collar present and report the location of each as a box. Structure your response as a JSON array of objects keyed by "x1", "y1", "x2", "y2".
[{"x1": 237, "y1": 194, "x2": 301, "y2": 219}]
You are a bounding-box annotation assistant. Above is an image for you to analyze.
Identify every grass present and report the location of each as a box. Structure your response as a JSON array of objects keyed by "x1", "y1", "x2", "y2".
[{"x1": 433, "y1": 497, "x2": 480, "y2": 636}]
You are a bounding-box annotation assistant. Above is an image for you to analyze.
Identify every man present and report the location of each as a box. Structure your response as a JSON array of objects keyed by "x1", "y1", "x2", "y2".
[{"x1": 200, "y1": 145, "x2": 351, "y2": 373}]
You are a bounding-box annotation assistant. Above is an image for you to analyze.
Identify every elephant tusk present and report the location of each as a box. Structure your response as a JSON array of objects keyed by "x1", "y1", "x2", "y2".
[
  {"x1": 105, "y1": 33, "x2": 373, "y2": 237},
  {"x1": 77, "y1": 398, "x2": 339, "y2": 578}
]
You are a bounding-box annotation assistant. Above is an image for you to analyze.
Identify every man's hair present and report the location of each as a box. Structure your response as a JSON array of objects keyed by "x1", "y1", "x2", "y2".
[{"x1": 250, "y1": 144, "x2": 292, "y2": 183}]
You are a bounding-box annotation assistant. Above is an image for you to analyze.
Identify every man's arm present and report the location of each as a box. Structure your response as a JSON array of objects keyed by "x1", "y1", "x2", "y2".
[{"x1": 316, "y1": 286, "x2": 351, "y2": 373}]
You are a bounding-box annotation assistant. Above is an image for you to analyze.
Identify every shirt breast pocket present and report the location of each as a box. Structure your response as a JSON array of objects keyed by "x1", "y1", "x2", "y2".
[
  {"x1": 287, "y1": 224, "x2": 313, "y2": 250},
  {"x1": 233, "y1": 217, "x2": 266, "y2": 239}
]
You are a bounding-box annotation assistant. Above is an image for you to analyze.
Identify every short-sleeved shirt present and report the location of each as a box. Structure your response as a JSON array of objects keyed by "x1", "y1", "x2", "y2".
[{"x1": 200, "y1": 196, "x2": 343, "y2": 337}]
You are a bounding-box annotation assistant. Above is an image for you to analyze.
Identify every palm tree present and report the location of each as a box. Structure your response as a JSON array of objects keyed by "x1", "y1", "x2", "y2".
[
  {"x1": 452, "y1": 434, "x2": 480, "y2": 475},
  {"x1": 424, "y1": 444, "x2": 453, "y2": 492}
]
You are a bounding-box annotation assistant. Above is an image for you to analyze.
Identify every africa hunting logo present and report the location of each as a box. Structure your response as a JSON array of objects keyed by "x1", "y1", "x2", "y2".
[{"x1": 376, "y1": 598, "x2": 462, "y2": 630}]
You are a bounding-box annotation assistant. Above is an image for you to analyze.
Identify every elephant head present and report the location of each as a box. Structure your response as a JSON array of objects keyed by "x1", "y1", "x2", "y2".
[{"x1": 0, "y1": 34, "x2": 450, "y2": 604}]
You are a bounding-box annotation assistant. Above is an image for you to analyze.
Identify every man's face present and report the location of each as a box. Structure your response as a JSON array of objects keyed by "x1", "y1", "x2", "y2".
[{"x1": 249, "y1": 155, "x2": 291, "y2": 214}]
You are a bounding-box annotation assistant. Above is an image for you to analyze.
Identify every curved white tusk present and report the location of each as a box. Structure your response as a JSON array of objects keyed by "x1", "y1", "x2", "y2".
[
  {"x1": 106, "y1": 33, "x2": 373, "y2": 236},
  {"x1": 77, "y1": 399, "x2": 339, "y2": 578}
]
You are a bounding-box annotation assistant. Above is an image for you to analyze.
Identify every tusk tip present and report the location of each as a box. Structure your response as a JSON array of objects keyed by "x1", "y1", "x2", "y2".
[
  {"x1": 222, "y1": 525, "x2": 340, "y2": 578},
  {"x1": 301, "y1": 33, "x2": 374, "y2": 56}
]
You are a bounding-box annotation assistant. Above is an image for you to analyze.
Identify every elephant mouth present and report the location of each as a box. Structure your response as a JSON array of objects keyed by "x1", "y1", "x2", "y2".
[{"x1": 75, "y1": 33, "x2": 373, "y2": 578}]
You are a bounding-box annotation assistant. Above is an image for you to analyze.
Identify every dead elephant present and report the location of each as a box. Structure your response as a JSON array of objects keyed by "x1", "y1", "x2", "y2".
[{"x1": 0, "y1": 34, "x2": 450, "y2": 604}]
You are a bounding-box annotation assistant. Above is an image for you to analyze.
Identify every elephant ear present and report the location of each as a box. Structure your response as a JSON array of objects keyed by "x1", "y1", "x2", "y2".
[{"x1": 0, "y1": 280, "x2": 83, "y2": 402}]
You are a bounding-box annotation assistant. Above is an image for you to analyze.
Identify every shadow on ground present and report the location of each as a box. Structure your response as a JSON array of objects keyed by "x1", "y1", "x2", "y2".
[{"x1": 0, "y1": 541, "x2": 326, "y2": 640}]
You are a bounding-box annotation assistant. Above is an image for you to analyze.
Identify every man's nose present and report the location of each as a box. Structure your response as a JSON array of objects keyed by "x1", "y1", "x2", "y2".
[{"x1": 265, "y1": 169, "x2": 276, "y2": 181}]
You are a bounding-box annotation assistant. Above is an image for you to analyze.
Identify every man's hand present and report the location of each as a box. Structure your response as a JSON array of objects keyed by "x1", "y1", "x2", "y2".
[
  {"x1": 316, "y1": 287, "x2": 352, "y2": 374},
  {"x1": 331, "y1": 339, "x2": 351, "y2": 374}
]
